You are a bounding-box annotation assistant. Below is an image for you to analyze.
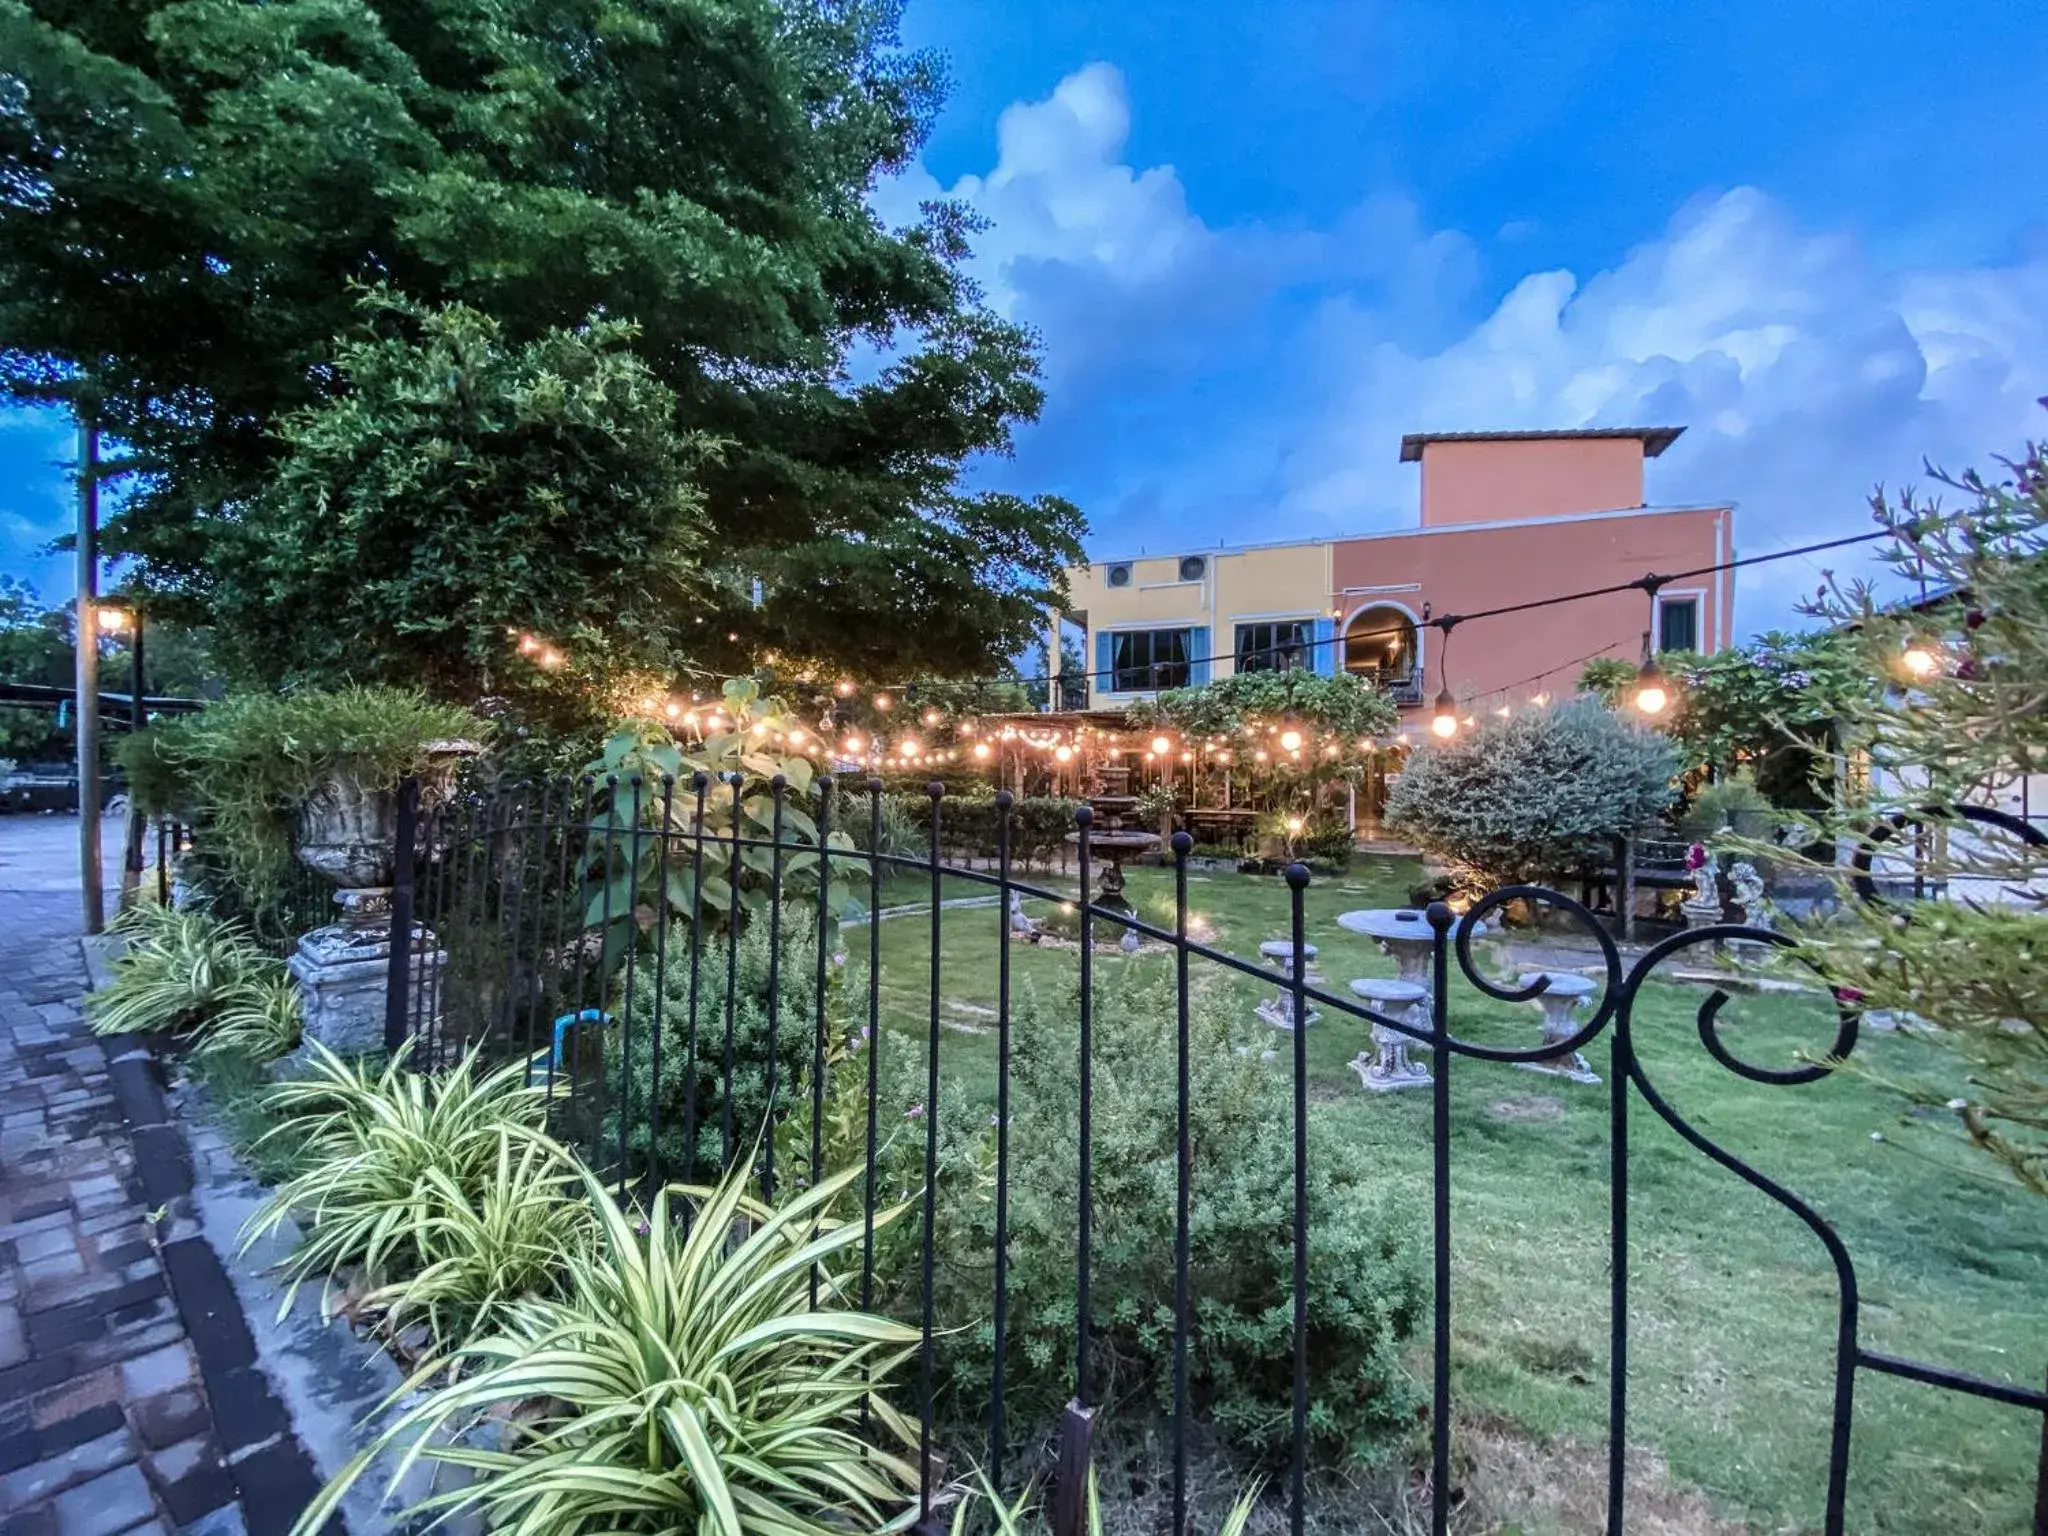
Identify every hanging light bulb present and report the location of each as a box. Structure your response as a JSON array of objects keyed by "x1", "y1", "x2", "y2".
[
  {"x1": 1632, "y1": 658, "x2": 1670, "y2": 717},
  {"x1": 1054, "y1": 744, "x2": 1074, "y2": 763},
  {"x1": 1430, "y1": 688, "x2": 1459, "y2": 738},
  {"x1": 1254, "y1": 749, "x2": 1269, "y2": 763},
  {"x1": 1150, "y1": 734, "x2": 1172, "y2": 755},
  {"x1": 874, "y1": 693, "x2": 892, "y2": 711},
  {"x1": 1180, "y1": 750, "x2": 1194, "y2": 762},
  {"x1": 664, "y1": 701, "x2": 683, "y2": 720},
  {"x1": 899, "y1": 737, "x2": 921, "y2": 759},
  {"x1": 1217, "y1": 750, "x2": 1233, "y2": 765},
  {"x1": 1900, "y1": 639, "x2": 1941, "y2": 679},
  {"x1": 1284, "y1": 815, "x2": 1305, "y2": 835},
  {"x1": 836, "y1": 679, "x2": 856, "y2": 697},
  {"x1": 843, "y1": 734, "x2": 863, "y2": 755},
  {"x1": 973, "y1": 741, "x2": 993, "y2": 761},
  {"x1": 923, "y1": 708, "x2": 941, "y2": 727},
  {"x1": 786, "y1": 727, "x2": 805, "y2": 745}
]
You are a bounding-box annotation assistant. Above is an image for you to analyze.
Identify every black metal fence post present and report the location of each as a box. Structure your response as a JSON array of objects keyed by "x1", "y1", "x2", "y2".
[
  {"x1": 1427, "y1": 899, "x2": 1454, "y2": 1536},
  {"x1": 383, "y1": 776, "x2": 420, "y2": 1056}
]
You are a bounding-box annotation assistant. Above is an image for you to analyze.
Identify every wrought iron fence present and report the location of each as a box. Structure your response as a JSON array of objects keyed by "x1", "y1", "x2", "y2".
[{"x1": 374, "y1": 774, "x2": 2048, "y2": 1536}]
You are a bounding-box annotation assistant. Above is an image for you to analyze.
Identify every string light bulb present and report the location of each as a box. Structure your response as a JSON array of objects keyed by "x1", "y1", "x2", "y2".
[
  {"x1": 664, "y1": 702, "x2": 683, "y2": 720},
  {"x1": 899, "y1": 737, "x2": 921, "y2": 759},
  {"x1": 923, "y1": 708, "x2": 942, "y2": 727},
  {"x1": 973, "y1": 742, "x2": 992, "y2": 761},
  {"x1": 1632, "y1": 658, "x2": 1670, "y2": 717},
  {"x1": 843, "y1": 735, "x2": 863, "y2": 755},
  {"x1": 1901, "y1": 640, "x2": 1940, "y2": 679},
  {"x1": 1054, "y1": 744, "x2": 1074, "y2": 764},
  {"x1": 1150, "y1": 735, "x2": 1172, "y2": 755},
  {"x1": 1285, "y1": 815, "x2": 1305, "y2": 835},
  {"x1": 538, "y1": 647, "x2": 563, "y2": 670},
  {"x1": 874, "y1": 693, "x2": 892, "y2": 712},
  {"x1": 835, "y1": 680, "x2": 856, "y2": 697},
  {"x1": 1430, "y1": 688, "x2": 1459, "y2": 738},
  {"x1": 1279, "y1": 726, "x2": 1303, "y2": 753}
]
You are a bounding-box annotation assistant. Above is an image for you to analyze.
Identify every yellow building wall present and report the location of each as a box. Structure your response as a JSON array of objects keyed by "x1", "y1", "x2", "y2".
[
  {"x1": 1211, "y1": 543, "x2": 1331, "y2": 678},
  {"x1": 1062, "y1": 542, "x2": 1332, "y2": 702}
]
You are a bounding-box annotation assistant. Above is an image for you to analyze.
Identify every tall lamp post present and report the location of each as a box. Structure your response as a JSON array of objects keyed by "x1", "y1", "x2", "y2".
[
  {"x1": 75, "y1": 414, "x2": 103, "y2": 934},
  {"x1": 96, "y1": 602, "x2": 146, "y2": 889}
]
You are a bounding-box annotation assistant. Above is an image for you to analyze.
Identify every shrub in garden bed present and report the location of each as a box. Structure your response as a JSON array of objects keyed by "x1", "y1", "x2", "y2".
[
  {"x1": 605, "y1": 911, "x2": 824, "y2": 1186},
  {"x1": 1386, "y1": 698, "x2": 1678, "y2": 890},
  {"x1": 89, "y1": 903, "x2": 302, "y2": 1059},
  {"x1": 801, "y1": 969, "x2": 1427, "y2": 1472},
  {"x1": 292, "y1": 1156, "x2": 922, "y2": 1536},
  {"x1": 244, "y1": 1042, "x2": 579, "y2": 1348}
]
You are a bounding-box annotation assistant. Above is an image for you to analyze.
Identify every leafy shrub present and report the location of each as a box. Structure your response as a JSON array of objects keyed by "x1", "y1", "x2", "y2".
[
  {"x1": 844, "y1": 792, "x2": 932, "y2": 864},
  {"x1": 1677, "y1": 771, "x2": 1777, "y2": 840},
  {"x1": 362, "y1": 1129, "x2": 590, "y2": 1348},
  {"x1": 608, "y1": 910, "x2": 824, "y2": 1186},
  {"x1": 1301, "y1": 821, "x2": 1356, "y2": 869},
  {"x1": 245, "y1": 1042, "x2": 559, "y2": 1338},
  {"x1": 294, "y1": 1156, "x2": 922, "y2": 1536},
  {"x1": 120, "y1": 687, "x2": 484, "y2": 927},
  {"x1": 1386, "y1": 698, "x2": 1679, "y2": 888},
  {"x1": 89, "y1": 906, "x2": 273, "y2": 1038},
  {"x1": 1575, "y1": 655, "x2": 1637, "y2": 704},
  {"x1": 887, "y1": 970, "x2": 1425, "y2": 1469},
  {"x1": 1135, "y1": 781, "x2": 1181, "y2": 824},
  {"x1": 584, "y1": 680, "x2": 857, "y2": 952},
  {"x1": 193, "y1": 969, "x2": 302, "y2": 1062}
]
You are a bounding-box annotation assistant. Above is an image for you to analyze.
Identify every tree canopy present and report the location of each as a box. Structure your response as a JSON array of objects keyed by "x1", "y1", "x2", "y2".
[{"x1": 0, "y1": 0, "x2": 1083, "y2": 696}]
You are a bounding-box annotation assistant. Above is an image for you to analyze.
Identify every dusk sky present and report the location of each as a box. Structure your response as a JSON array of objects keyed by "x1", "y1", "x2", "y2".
[{"x1": 5, "y1": 0, "x2": 2046, "y2": 635}]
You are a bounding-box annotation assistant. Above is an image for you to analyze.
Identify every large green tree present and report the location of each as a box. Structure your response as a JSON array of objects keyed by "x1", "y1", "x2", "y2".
[{"x1": 0, "y1": 0, "x2": 1082, "y2": 692}]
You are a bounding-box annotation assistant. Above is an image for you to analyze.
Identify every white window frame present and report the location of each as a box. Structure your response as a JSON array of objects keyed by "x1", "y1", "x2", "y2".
[{"x1": 1654, "y1": 588, "x2": 1707, "y2": 654}]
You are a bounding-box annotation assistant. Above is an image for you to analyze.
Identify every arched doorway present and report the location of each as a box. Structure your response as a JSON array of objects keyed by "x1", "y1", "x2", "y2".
[{"x1": 1343, "y1": 604, "x2": 1421, "y2": 704}]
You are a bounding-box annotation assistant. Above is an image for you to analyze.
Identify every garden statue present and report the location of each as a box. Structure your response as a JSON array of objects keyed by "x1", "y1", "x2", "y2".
[
  {"x1": 1680, "y1": 840, "x2": 1725, "y2": 929},
  {"x1": 1009, "y1": 890, "x2": 1043, "y2": 942},
  {"x1": 1727, "y1": 861, "x2": 1770, "y2": 929}
]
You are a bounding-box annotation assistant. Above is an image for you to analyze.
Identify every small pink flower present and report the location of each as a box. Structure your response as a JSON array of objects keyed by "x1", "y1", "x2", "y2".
[
  {"x1": 905, "y1": 1103, "x2": 924, "y2": 1119},
  {"x1": 1685, "y1": 842, "x2": 1708, "y2": 872}
]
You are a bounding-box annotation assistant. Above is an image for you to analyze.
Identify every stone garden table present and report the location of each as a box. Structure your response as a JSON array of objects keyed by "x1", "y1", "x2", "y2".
[{"x1": 1334, "y1": 907, "x2": 1485, "y2": 1029}]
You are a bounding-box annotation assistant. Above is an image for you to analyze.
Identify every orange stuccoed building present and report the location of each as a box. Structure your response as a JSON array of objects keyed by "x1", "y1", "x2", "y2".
[{"x1": 1055, "y1": 425, "x2": 1732, "y2": 724}]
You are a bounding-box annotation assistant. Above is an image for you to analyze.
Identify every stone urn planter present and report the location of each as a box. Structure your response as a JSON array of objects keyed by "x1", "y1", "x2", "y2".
[{"x1": 288, "y1": 741, "x2": 479, "y2": 1056}]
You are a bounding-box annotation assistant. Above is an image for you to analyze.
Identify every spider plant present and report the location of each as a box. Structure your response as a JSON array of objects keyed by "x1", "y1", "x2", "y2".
[
  {"x1": 89, "y1": 906, "x2": 267, "y2": 1036},
  {"x1": 244, "y1": 1041, "x2": 550, "y2": 1311},
  {"x1": 361, "y1": 1128, "x2": 591, "y2": 1348},
  {"x1": 195, "y1": 971, "x2": 304, "y2": 1063},
  {"x1": 290, "y1": 1154, "x2": 924, "y2": 1536}
]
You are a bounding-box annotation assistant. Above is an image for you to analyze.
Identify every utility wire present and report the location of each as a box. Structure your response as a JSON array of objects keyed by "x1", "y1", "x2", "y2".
[{"x1": 620, "y1": 521, "x2": 1908, "y2": 703}]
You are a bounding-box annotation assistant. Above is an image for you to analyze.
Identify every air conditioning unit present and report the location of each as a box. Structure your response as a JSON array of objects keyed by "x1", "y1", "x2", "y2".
[
  {"x1": 1106, "y1": 562, "x2": 1133, "y2": 588},
  {"x1": 1178, "y1": 555, "x2": 1207, "y2": 582}
]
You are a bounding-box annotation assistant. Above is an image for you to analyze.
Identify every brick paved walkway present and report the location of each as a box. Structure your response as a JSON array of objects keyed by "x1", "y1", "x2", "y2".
[{"x1": 0, "y1": 824, "x2": 325, "y2": 1536}]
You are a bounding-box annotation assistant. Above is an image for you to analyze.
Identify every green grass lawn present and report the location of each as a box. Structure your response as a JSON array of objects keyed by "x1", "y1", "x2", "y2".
[{"x1": 843, "y1": 855, "x2": 2048, "y2": 1534}]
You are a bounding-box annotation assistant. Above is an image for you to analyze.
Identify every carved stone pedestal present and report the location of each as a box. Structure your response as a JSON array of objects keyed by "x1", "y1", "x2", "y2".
[{"x1": 287, "y1": 888, "x2": 445, "y2": 1057}]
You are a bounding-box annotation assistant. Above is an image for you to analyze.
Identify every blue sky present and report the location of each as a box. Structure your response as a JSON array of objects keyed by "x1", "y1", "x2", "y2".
[{"x1": 6, "y1": 0, "x2": 2046, "y2": 633}]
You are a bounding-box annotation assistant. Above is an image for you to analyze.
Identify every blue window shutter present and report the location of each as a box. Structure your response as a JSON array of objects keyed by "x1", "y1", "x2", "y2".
[
  {"x1": 1189, "y1": 626, "x2": 1211, "y2": 685},
  {"x1": 1314, "y1": 617, "x2": 1336, "y2": 675},
  {"x1": 1095, "y1": 631, "x2": 1114, "y2": 700}
]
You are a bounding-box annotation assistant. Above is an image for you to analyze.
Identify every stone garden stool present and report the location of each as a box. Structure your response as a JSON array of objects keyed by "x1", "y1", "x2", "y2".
[
  {"x1": 1349, "y1": 977, "x2": 1431, "y2": 1092},
  {"x1": 1514, "y1": 970, "x2": 1601, "y2": 1084},
  {"x1": 1256, "y1": 940, "x2": 1322, "y2": 1031}
]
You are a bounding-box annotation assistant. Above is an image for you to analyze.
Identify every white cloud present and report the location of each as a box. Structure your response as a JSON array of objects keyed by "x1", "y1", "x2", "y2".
[{"x1": 890, "y1": 66, "x2": 2048, "y2": 631}]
